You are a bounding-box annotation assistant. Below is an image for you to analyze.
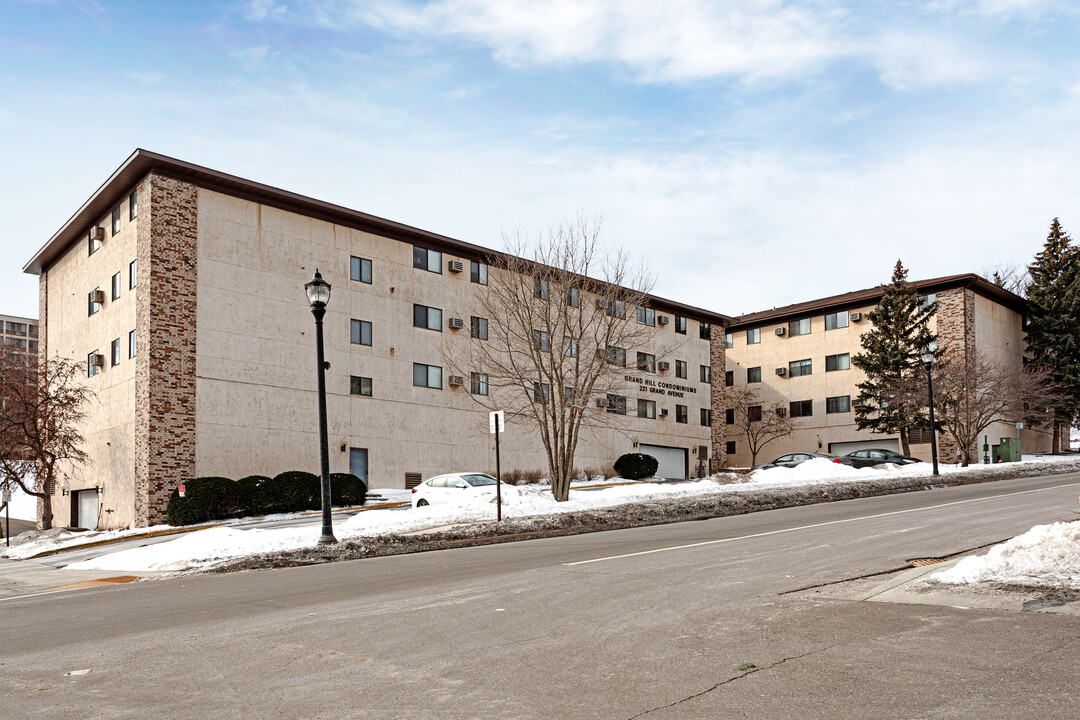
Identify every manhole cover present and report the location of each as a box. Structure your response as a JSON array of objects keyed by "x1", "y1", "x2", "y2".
[{"x1": 908, "y1": 558, "x2": 948, "y2": 567}]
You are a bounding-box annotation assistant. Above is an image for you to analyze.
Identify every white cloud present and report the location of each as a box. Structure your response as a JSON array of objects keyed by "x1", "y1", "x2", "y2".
[
  {"x1": 244, "y1": 0, "x2": 290, "y2": 22},
  {"x1": 126, "y1": 70, "x2": 167, "y2": 86},
  {"x1": 867, "y1": 32, "x2": 991, "y2": 90},
  {"x1": 229, "y1": 45, "x2": 272, "y2": 70},
  {"x1": 928, "y1": 0, "x2": 1064, "y2": 19}
]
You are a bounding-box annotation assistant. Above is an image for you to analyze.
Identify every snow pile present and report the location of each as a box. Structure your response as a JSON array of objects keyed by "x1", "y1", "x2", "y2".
[{"x1": 930, "y1": 522, "x2": 1080, "y2": 589}]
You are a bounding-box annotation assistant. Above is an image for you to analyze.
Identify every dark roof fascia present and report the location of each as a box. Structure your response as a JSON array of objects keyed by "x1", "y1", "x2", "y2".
[
  {"x1": 23, "y1": 150, "x2": 729, "y2": 325},
  {"x1": 727, "y1": 274, "x2": 1027, "y2": 330}
]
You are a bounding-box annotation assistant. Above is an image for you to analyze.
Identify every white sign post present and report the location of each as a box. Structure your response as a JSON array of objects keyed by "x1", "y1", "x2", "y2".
[{"x1": 489, "y1": 411, "x2": 505, "y2": 521}]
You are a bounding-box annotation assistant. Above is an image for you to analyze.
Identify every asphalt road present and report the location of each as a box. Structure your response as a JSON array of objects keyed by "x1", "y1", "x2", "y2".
[{"x1": 3, "y1": 472, "x2": 1079, "y2": 719}]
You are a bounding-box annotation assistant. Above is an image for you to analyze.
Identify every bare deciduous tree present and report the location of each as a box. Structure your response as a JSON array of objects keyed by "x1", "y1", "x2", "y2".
[
  {"x1": 983, "y1": 262, "x2": 1031, "y2": 298},
  {"x1": 445, "y1": 215, "x2": 679, "y2": 502},
  {"x1": 0, "y1": 355, "x2": 94, "y2": 529},
  {"x1": 920, "y1": 351, "x2": 1059, "y2": 466},
  {"x1": 722, "y1": 385, "x2": 794, "y2": 467}
]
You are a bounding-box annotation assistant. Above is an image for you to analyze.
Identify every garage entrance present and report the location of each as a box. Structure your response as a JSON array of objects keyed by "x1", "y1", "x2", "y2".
[
  {"x1": 71, "y1": 489, "x2": 99, "y2": 530},
  {"x1": 828, "y1": 438, "x2": 900, "y2": 455},
  {"x1": 638, "y1": 444, "x2": 688, "y2": 480}
]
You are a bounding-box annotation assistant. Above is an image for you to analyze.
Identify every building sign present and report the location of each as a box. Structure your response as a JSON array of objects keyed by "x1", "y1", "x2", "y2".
[{"x1": 624, "y1": 375, "x2": 698, "y2": 399}]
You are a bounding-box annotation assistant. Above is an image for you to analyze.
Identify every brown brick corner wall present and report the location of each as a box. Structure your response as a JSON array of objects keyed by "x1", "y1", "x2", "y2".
[
  {"x1": 709, "y1": 332, "x2": 726, "y2": 472},
  {"x1": 935, "y1": 288, "x2": 976, "y2": 463},
  {"x1": 134, "y1": 174, "x2": 198, "y2": 527}
]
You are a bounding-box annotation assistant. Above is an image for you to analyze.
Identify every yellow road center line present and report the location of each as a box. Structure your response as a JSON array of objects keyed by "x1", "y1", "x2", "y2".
[{"x1": 562, "y1": 480, "x2": 1080, "y2": 566}]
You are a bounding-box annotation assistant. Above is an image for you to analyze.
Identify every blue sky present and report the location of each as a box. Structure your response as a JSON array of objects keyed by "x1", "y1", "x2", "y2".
[{"x1": 3, "y1": 0, "x2": 1079, "y2": 318}]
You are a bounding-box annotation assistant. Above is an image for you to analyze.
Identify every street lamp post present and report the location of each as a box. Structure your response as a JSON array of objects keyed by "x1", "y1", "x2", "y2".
[
  {"x1": 305, "y1": 270, "x2": 337, "y2": 544},
  {"x1": 920, "y1": 346, "x2": 940, "y2": 477}
]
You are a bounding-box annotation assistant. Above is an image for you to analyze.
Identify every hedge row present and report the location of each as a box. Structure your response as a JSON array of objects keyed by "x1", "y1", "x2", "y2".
[
  {"x1": 613, "y1": 453, "x2": 659, "y2": 480},
  {"x1": 166, "y1": 471, "x2": 367, "y2": 526}
]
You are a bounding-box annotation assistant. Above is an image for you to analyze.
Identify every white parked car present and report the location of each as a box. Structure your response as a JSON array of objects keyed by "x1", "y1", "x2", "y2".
[{"x1": 411, "y1": 472, "x2": 502, "y2": 508}]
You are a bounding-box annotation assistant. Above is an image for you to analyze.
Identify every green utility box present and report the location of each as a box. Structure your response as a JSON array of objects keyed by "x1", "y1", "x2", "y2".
[{"x1": 996, "y1": 437, "x2": 1022, "y2": 463}]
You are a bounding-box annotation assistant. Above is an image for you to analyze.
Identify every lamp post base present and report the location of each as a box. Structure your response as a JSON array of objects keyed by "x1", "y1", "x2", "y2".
[{"x1": 318, "y1": 533, "x2": 338, "y2": 545}]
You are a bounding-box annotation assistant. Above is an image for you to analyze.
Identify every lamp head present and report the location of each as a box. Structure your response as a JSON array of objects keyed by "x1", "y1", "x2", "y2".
[
  {"x1": 920, "y1": 346, "x2": 934, "y2": 365},
  {"x1": 305, "y1": 269, "x2": 331, "y2": 308}
]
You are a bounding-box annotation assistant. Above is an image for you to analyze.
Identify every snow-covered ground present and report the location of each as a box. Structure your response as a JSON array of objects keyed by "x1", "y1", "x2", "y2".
[
  {"x1": 39, "y1": 453, "x2": 1077, "y2": 574},
  {"x1": 929, "y1": 521, "x2": 1080, "y2": 590}
]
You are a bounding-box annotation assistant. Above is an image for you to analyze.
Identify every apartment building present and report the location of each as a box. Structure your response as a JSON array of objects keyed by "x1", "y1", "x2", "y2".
[
  {"x1": 0, "y1": 314, "x2": 39, "y2": 362},
  {"x1": 24, "y1": 150, "x2": 725, "y2": 529},
  {"x1": 723, "y1": 275, "x2": 1051, "y2": 467}
]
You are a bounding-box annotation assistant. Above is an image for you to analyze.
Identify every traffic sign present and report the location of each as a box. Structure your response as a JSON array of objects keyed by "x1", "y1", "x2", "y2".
[{"x1": 489, "y1": 410, "x2": 505, "y2": 434}]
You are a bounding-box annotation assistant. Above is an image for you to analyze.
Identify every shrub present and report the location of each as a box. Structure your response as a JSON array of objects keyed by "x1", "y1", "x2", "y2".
[
  {"x1": 237, "y1": 475, "x2": 271, "y2": 516},
  {"x1": 613, "y1": 453, "x2": 658, "y2": 480},
  {"x1": 259, "y1": 471, "x2": 319, "y2": 513},
  {"x1": 166, "y1": 477, "x2": 243, "y2": 526},
  {"x1": 330, "y1": 472, "x2": 367, "y2": 506},
  {"x1": 501, "y1": 468, "x2": 545, "y2": 486}
]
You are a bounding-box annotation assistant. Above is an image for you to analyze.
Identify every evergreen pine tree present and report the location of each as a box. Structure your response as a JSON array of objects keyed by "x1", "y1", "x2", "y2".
[
  {"x1": 1025, "y1": 218, "x2": 1080, "y2": 451},
  {"x1": 853, "y1": 260, "x2": 937, "y2": 456}
]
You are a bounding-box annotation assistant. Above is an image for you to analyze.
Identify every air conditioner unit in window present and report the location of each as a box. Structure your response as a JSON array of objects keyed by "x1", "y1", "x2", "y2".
[
  {"x1": 775, "y1": 367, "x2": 787, "y2": 376},
  {"x1": 89, "y1": 226, "x2": 106, "y2": 242},
  {"x1": 448, "y1": 259, "x2": 464, "y2": 273},
  {"x1": 775, "y1": 407, "x2": 787, "y2": 415},
  {"x1": 448, "y1": 375, "x2": 464, "y2": 386},
  {"x1": 774, "y1": 327, "x2": 785, "y2": 336},
  {"x1": 850, "y1": 312, "x2": 862, "y2": 322},
  {"x1": 448, "y1": 317, "x2": 465, "y2": 329},
  {"x1": 595, "y1": 398, "x2": 607, "y2": 408},
  {"x1": 658, "y1": 361, "x2": 670, "y2": 372},
  {"x1": 90, "y1": 354, "x2": 105, "y2": 367},
  {"x1": 659, "y1": 408, "x2": 668, "y2": 417},
  {"x1": 657, "y1": 315, "x2": 669, "y2": 325},
  {"x1": 90, "y1": 289, "x2": 106, "y2": 304}
]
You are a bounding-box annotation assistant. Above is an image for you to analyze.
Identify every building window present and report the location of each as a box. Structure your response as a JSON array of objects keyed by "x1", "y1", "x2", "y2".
[
  {"x1": 563, "y1": 336, "x2": 578, "y2": 357},
  {"x1": 675, "y1": 404, "x2": 687, "y2": 424},
  {"x1": 471, "y1": 316, "x2": 488, "y2": 340},
  {"x1": 566, "y1": 287, "x2": 579, "y2": 307},
  {"x1": 726, "y1": 441, "x2": 736, "y2": 455},
  {"x1": 604, "y1": 299, "x2": 626, "y2": 318},
  {"x1": 88, "y1": 350, "x2": 100, "y2": 377},
  {"x1": 129, "y1": 259, "x2": 137, "y2": 289},
  {"x1": 351, "y1": 319, "x2": 372, "y2": 346},
  {"x1": 128, "y1": 330, "x2": 136, "y2": 358},
  {"x1": 919, "y1": 293, "x2": 937, "y2": 312},
  {"x1": 606, "y1": 346, "x2": 626, "y2": 367},
  {"x1": 747, "y1": 367, "x2": 762, "y2": 383},
  {"x1": 563, "y1": 387, "x2": 582, "y2": 406},
  {"x1": 351, "y1": 256, "x2": 372, "y2": 284},
  {"x1": 28, "y1": 340, "x2": 38, "y2": 351},
  {"x1": 470, "y1": 260, "x2": 488, "y2": 285},
  {"x1": 111, "y1": 272, "x2": 121, "y2": 301},
  {"x1": 533, "y1": 382, "x2": 551, "y2": 404},
  {"x1": 637, "y1": 399, "x2": 656, "y2": 419},
  {"x1": 675, "y1": 315, "x2": 687, "y2": 334},
  {"x1": 89, "y1": 229, "x2": 101, "y2": 256},
  {"x1": 28, "y1": 324, "x2": 38, "y2": 338},
  {"x1": 129, "y1": 189, "x2": 138, "y2": 220},
  {"x1": 606, "y1": 394, "x2": 626, "y2": 415},
  {"x1": 746, "y1": 328, "x2": 760, "y2": 344},
  {"x1": 725, "y1": 408, "x2": 735, "y2": 425},
  {"x1": 700, "y1": 365, "x2": 711, "y2": 383},
  {"x1": 110, "y1": 338, "x2": 120, "y2": 367},
  {"x1": 788, "y1": 318, "x2": 811, "y2": 336},
  {"x1": 636, "y1": 308, "x2": 655, "y2": 326},
  {"x1": 748, "y1": 405, "x2": 762, "y2": 422},
  {"x1": 111, "y1": 206, "x2": 121, "y2": 236},
  {"x1": 790, "y1": 399, "x2": 813, "y2": 417},
  {"x1": 724, "y1": 331, "x2": 732, "y2": 348},
  {"x1": 6, "y1": 322, "x2": 25, "y2": 335},
  {"x1": 413, "y1": 246, "x2": 442, "y2": 273},
  {"x1": 88, "y1": 290, "x2": 102, "y2": 316},
  {"x1": 533, "y1": 330, "x2": 550, "y2": 352},
  {"x1": 413, "y1": 363, "x2": 442, "y2": 389},
  {"x1": 471, "y1": 372, "x2": 488, "y2": 396},
  {"x1": 825, "y1": 311, "x2": 848, "y2": 330},
  {"x1": 534, "y1": 278, "x2": 549, "y2": 299},
  {"x1": 350, "y1": 376, "x2": 373, "y2": 396},
  {"x1": 413, "y1": 304, "x2": 442, "y2": 331},
  {"x1": 675, "y1": 360, "x2": 687, "y2": 379},
  {"x1": 701, "y1": 322, "x2": 712, "y2": 340},
  {"x1": 725, "y1": 370, "x2": 734, "y2": 387},
  {"x1": 701, "y1": 408, "x2": 712, "y2": 427},
  {"x1": 788, "y1": 359, "x2": 812, "y2": 377},
  {"x1": 826, "y1": 395, "x2": 851, "y2": 414},
  {"x1": 825, "y1": 353, "x2": 850, "y2": 372},
  {"x1": 637, "y1": 352, "x2": 656, "y2": 373}
]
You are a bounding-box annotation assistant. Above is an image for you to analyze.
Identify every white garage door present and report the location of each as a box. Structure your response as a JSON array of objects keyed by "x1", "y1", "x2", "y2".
[
  {"x1": 638, "y1": 444, "x2": 687, "y2": 480},
  {"x1": 829, "y1": 438, "x2": 900, "y2": 455}
]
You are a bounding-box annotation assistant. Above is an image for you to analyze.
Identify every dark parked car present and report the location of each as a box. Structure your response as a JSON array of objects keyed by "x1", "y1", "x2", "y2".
[
  {"x1": 753, "y1": 452, "x2": 854, "y2": 470},
  {"x1": 842, "y1": 448, "x2": 921, "y2": 468}
]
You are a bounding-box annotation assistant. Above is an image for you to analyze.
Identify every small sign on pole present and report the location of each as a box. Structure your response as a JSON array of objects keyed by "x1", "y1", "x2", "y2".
[
  {"x1": 1, "y1": 490, "x2": 10, "y2": 504},
  {"x1": 178, "y1": 483, "x2": 186, "y2": 498},
  {"x1": 489, "y1": 411, "x2": 505, "y2": 521}
]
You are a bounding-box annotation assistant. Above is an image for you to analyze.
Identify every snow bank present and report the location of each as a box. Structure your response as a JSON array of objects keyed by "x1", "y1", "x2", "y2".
[{"x1": 930, "y1": 522, "x2": 1080, "y2": 589}]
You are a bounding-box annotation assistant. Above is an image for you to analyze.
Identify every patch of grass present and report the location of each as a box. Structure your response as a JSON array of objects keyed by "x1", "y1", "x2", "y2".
[{"x1": 734, "y1": 663, "x2": 757, "y2": 672}]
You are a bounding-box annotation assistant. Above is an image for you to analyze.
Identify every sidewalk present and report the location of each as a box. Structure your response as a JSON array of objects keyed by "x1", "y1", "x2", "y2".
[{"x1": 0, "y1": 557, "x2": 162, "y2": 602}]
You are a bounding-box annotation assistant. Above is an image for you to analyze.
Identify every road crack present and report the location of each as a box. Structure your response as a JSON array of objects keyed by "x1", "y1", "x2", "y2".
[{"x1": 626, "y1": 645, "x2": 837, "y2": 719}]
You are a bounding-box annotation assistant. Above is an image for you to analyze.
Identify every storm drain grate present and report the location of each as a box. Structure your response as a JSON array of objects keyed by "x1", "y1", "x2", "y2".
[{"x1": 908, "y1": 558, "x2": 949, "y2": 567}]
